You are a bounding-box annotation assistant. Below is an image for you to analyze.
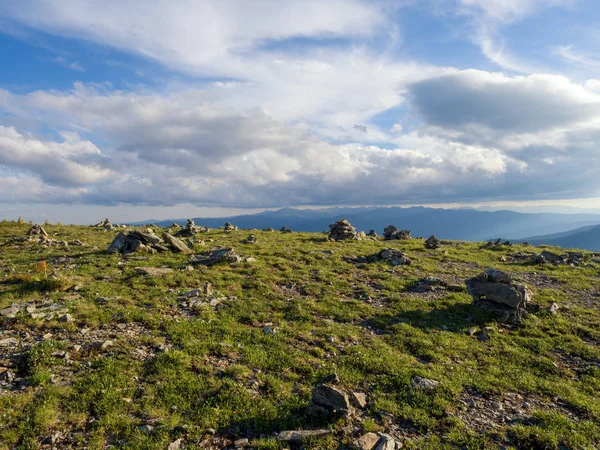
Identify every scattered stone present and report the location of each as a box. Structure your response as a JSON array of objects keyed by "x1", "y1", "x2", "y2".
[
  {"x1": 350, "y1": 391, "x2": 367, "y2": 409},
  {"x1": 138, "y1": 424, "x2": 154, "y2": 433},
  {"x1": 0, "y1": 337, "x2": 19, "y2": 347},
  {"x1": 263, "y1": 227, "x2": 275, "y2": 232},
  {"x1": 383, "y1": 226, "x2": 411, "y2": 240},
  {"x1": 162, "y1": 232, "x2": 193, "y2": 253},
  {"x1": 549, "y1": 302, "x2": 560, "y2": 315},
  {"x1": 409, "y1": 276, "x2": 449, "y2": 293},
  {"x1": 277, "y1": 429, "x2": 333, "y2": 442},
  {"x1": 328, "y1": 219, "x2": 358, "y2": 241},
  {"x1": 355, "y1": 433, "x2": 380, "y2": 450},
  {"x1": 59, "y1": 313, "x2": 74, "y2": 323},
  {"x1": 320, "y1": 373, "x2": 340, "y2": 384},
  {"x1": 374, "y1": 434, "x2": 401, "y2": 450},
  {"x1": 190, "y1": 248, "x2": 242, "y2": 266},
  {"x1": 307, "y1": 384, "x2": 353, "y2": 420},
  {"x1": 372, "y1": 248, "x2": 412, "y2": 266},
  {"x1": 234, "y1": 438, "x2": 250, "y2": 448},
  {"x1": 477, "y1": 332, "x2": 490, "y2": 342},
  {"x1": 0, "y1": 306, "x2": 21, "y2": 319},
  {"x1": 425, "y1": 235, "x2": 441, "y2": 249},
  {"x1": 410, "y1": 376, "x2": 439, "y2": 391},
  {"x1": 535, "y1": 250, "x2": 564, "y2": 264},
  {"x1": 167, "y1": 439, "x2": 183, "y2": 450},
  {"x1": 134, "y1": 267, "x2": 174, "y2": 276},
  {"x1": 224, "y1": 222, "x2": 238, "y2": 231}
]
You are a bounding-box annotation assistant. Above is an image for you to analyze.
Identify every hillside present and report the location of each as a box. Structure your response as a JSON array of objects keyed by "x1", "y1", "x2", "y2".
[
  {"x1": 519, "y1": 224, "x2": 600, "y2": 251},
  {"x1": 146, "y1": 207, "x2": 600, "y2": 242},
  {"x1": 0, "y1": 221, "x2": 599, "y2": 449}
]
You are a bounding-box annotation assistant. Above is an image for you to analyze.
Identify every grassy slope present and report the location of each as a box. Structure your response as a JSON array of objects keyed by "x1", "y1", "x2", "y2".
[{"x1": 0, "y1": 221, "x2": 599, "y2": 450}]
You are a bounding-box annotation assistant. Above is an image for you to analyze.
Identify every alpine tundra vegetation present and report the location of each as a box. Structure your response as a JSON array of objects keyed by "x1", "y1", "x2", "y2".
[{"x1": 0, "y1": 220, "x2": 599, "y2": 449}]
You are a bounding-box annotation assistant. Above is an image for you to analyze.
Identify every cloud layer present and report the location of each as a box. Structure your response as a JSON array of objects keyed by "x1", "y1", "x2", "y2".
[{"x1": 1, "y1": 0, "x2": 600, "y2": 212}]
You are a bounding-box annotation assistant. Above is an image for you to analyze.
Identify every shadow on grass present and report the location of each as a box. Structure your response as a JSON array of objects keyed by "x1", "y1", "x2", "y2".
[{"x1": 362, "y1": 301, "x2": 497, "y2": 334}]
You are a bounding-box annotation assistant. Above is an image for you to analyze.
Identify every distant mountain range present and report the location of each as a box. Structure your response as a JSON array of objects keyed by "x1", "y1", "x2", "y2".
[
  {"x1": 137, "y1": 206, "x2": 600, "y2": 244},
  {"x1": 517, "y1": 224, "x2": 600, "y2": 251}
]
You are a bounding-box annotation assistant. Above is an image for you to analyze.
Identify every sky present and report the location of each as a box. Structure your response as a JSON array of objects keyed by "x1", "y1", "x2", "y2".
[{"x1": 1, "y1": 0, "x2": 600, "y2": 223}]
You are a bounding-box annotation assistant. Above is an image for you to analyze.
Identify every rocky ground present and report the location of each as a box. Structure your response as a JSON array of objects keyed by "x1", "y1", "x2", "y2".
[{"x1": 0, "y1": 220, "x2": 599, "y2": 449}]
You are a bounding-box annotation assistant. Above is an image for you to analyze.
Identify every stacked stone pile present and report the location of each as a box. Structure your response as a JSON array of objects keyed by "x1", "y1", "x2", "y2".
[
  {"x1": 328, "y1": 219, "x2": 357, "y2": 241},
  {"x1": 383, "y1": 226, "x2": 412, "y2": 240}
]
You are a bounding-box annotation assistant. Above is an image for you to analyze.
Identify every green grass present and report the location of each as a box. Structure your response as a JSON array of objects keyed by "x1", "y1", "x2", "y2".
[{"x1": 0, "y1": 220, "x2": 599, "y2": 449}]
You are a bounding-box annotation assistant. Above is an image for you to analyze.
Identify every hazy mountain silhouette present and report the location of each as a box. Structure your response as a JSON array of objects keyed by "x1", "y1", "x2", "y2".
[
  {"x1": 141, "y1": 207, "x2": 600, "y2": 242},
  {"x1": 517, "y1": 224, "x2": 600, "y2": 251}
]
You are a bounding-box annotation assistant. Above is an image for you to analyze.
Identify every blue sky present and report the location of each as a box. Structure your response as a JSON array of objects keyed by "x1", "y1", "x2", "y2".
[{"x1": 1, "y1": 0, "x2": 600, "y2": 223}]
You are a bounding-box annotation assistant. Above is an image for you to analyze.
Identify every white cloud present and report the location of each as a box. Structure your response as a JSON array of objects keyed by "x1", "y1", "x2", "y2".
[{"x1": 0, "y1": 126, "x2": 113, "y2": 186}]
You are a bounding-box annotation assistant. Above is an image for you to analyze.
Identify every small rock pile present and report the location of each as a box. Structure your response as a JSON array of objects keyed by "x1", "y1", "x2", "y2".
[
  {"x1": 243, "y1": 234, "x2": 257, "y2": 244},
  {"x1": 425, "y1": 235, "x2": 441, "y2": 249},
  {"x1": 94, "y1": 218, "x2": 113, "y2": 230},
  {"x1": 174, "y1": 219, "x2": 207, "y2": 237},
  {"x1": 409, "y1": 276, "x2": 463, "y2": 293},
  {"x1": 367, "y1": 229, "x2": 377, "y2": 237},
  {"x1": 328, "y1": 219, "x2": 357, "y2": 241},
  {"x1": 347, "y1": 248, "x2": 412, "y2": 266},
  {"x1": 27, "y1": 224, "x2": 48, "y2": 236},
  {"x1": 383, "y1": 225, "x2": 412, "y2": 240},
  {"x1": 372, "y1": 248, "x2": 412, "y2": 266},
  {"x1": 107, "y1": 230, "x2": 191, "y2": 255},
  {"x1": 481, "y1": 238, "x2": 511, "y2": 249},
  {"x1": 280, "y1": 226, "x2": 292, "y2": 233},
  {"x1": 466, "y1": 268, "x2": 532, "y2": 323},
  {"x1": 224, "y1": 222, "x2": 238, "y2": 231},
  {"x1": 189, "y1": 248, "x2": 242, "y2": 265},
  {"x1": 535, "y1": 250, "x2": 585, "y2": 266},
  {"x1": 263, "y1": 227, "x2": 275, "y2": 232}
]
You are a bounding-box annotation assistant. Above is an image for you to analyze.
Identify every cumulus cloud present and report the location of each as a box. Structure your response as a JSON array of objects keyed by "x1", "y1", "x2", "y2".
[
  {"x1": 0, "y1": 126, "x2": 112, "y2": 186},
  {"x1": 409, "y1": 70, "x2": 600, "y2": 133},
  {"x1": 0, "y1": 83, "x2": 543, "y2": 207},
  {"x1": 1, "y1": 1, "x2": 600, "y2": 212}
]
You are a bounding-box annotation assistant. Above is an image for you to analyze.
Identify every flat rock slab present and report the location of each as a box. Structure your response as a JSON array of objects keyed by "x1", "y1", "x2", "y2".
[
  {"x1": 277, "y1": 429, "x2": 332, "y2": 442},
  {"x1": 134, "y1": 267, "x2": 174, "y2": 276},
  {"x1": 162, "y1": 232, "x2": 192, "y2": 253},
  {"x1": 190, "y1": 248, "x2": 242, "y2": 266},
  {"x1": 411, "y1": 375, "x2": 439, "y2": 391}
]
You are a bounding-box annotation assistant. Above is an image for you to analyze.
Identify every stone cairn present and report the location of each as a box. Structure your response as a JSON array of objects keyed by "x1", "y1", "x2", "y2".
[
  {"x1": 224, "y1": 222, "x2": 238, "y2": 231},
  {"x1": 174, "y1": 219, "x2": 207, "y2": 237},
  {"x1": 107, "y1": 230, "x2": 192, "y2": 255},
  {"x1": 367, "y1": 230, "x2": 377, "y2": 237},
  {"x1": 383, "y1": 225, "x2": 412, "y2": 240},
  {"x1": 94, "y1": 218, "x2": 113, "y2": 230},
  {"x1": 466, "y1": 268, "x2": 532, "y2": 324},
  {"x1": 244, "y1": 234, "x2": 257, "y2": 244},
  {"x1": 280, "y1": 226, "x2": 292, "y2": 233},
  {"x1": 328, "y1": 219, "x2": 357, "y2": 241},
  {"x1": 425, "y1": 235, "x2": 441, "y2": 249},
  {"x1": 27, "y1": 224, "x2": 48, "y2": 237}
]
